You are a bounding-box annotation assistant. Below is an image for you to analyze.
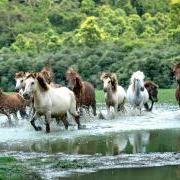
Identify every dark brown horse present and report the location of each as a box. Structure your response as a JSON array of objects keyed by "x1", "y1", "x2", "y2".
[
  {"x1": 144, "y1": 81, "x2": 158, "y2": 111},
  {"x1": 66, "y1": 68, "x2": 96, "y2": 116},
  {"x1": 173, "y1": 63, "x2": 180, "y2": 107}
]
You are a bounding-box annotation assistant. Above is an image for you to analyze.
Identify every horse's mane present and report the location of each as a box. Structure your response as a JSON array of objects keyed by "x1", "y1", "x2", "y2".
[
  {"x1": 144, "y1": 81, "x2": 158, "y2": 88},
  {"x1": 174, "y1": 63, "x2": 180, "y2": 71},
  {"x1": 130, "y1": 71, "x2": 145, "y2": 84},
  {"x1": 40, "y1": 66, "x2": 54, "y2": 84},
  {"x1": 36, "y1": 74, "x2": 49, "y2": 91},
  {"x1": 15, "y1": 71, "x2": 25, "y2": 78},
  {"x1": 100, "y1": 72, "x2": 118, "y2": 92},
  {"x1": 26, "y1": 72, "x2": 37, "y2": 79}
]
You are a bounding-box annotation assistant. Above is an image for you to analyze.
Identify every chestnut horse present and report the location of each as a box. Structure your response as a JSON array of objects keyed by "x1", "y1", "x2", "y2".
[
  {"x1": 0, "y1": 88, "x2": 27, "y2": 125},
  {"x1": 144, "y1": 81, "x2": 158, "y2": 111},
  {"x1": 173, "y1": 63, "x2": 180, "y2": 107},
  {"x1": 66, "y1": 68, "x2": 96, "y2": 116}
]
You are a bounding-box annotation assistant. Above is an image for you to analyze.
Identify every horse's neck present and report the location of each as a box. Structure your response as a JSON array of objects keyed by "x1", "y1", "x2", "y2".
[
  {"x1": 133, "y1": 82, "x2": 141, "y2": 97},
  {"x1": 73, "y1": 80, "x2": 83, "y2": 98},
  {"x1": 106, "y1": 87, "x2": 113, "y2": 101},
  {"x1": 33, "y1": 86, "x2": 45, "y2": 106}
]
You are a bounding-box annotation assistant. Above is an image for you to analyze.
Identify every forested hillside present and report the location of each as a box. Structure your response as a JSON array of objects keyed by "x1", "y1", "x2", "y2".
[{"x1": 0, "y1": 0, "x2": 179, "y2": 90}]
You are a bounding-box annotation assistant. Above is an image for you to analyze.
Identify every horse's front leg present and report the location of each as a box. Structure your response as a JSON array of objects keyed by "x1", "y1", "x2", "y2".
[
  {"x1": 30, "y1": 112, "x2": 42, "y2": 131},
  {"x1": 45, "y1": 111, "x2": 51, "y2": 133},
  {"x1": 149, "y1": 101, "x2": 154, "y2": 111}
]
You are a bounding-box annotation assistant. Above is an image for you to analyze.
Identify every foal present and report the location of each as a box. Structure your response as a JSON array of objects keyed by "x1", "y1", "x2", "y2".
[
  {"x1": 23, "y1": 73, "x2": 81, "y2": 133},
  {"x1": 66, "y1": 68, "x2": 96, "y2": 116},
  {"x1": 144, "y1": 81, "x2": 158, "y2": 111},
  {"x1": 173, "y1": 63, "x2": 180, "y2": 107},
  {"x1": 100, "y1": 73, "x2": 126, "y2": 115}
]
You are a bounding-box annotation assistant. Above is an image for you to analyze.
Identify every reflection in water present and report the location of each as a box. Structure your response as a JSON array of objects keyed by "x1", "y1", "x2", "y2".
[
  {"x1": 62, "y1": 166, "x2": 180, "y2": 180},
  {"x1": 0, "y1": 129, "x2": 180, "y2": 155}
]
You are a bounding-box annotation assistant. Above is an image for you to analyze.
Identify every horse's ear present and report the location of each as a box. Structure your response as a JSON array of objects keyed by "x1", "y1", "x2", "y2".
[
  {"x1": 100, "y1": 72, "x2": 106, "y2": 80},
  {"x1": 37, "y1": 75, "x2": 48, "y2": 91},
  {"x1": 111, "y1": 73, "x2": 117, "y2": 81}
]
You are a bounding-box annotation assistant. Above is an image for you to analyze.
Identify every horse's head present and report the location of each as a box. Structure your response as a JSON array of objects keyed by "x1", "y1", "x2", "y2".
[
  {"x1": 173, "y1": 63, "x2": 180, "y2": 84},
  {"x1": 23, "y1": 73, "x2": 37, "y2": 99},
  {"x1": 40, "y1": 66, "x2": 54, "y2": 84},
  {"x1": 100, "y1": 73, "x2": 118, "y2": 92},
  {"x1": 66, "y1": 68, "x2": 82, "y2": 90},
  {"x1": 144, "y1": 81, "x2": 158, "y2": 102},
  {"x1": 131, "y1": 71, "x2": 145, "y2": 92},
  {"x1": 15, "y1": 71, "x2": 26, "y2": 92}
]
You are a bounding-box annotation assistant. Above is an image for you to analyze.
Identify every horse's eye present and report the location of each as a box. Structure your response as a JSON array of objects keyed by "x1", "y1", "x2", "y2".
[
  {"x1": 21, "y1": 80, "x2": 23, "y2": 83},
  {"x1": 31, "y1": 82, "x2": 34, "y2": 85}
]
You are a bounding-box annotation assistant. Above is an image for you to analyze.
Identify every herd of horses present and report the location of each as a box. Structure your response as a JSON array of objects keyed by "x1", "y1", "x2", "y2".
[{"x1": 0, "y1": 63, "x2": 179, "y2": 133}]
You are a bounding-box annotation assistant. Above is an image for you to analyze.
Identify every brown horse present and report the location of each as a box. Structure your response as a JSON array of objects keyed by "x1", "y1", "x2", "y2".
[
  {"x1": 0, "y1": 88, "x2": 28, "y2": 125},
  {"x1": 40, "y1": 67, "x2": 62, "y2": 88},
  {"x1": 66, "y1": 68, "x2": 96, "y2": 116},
  {"x1": 173, "y1": 63, "x2": 180, "y2": 107},
  {"x1": 144, "y1": 81, "x2": 158, "y2": 111}
]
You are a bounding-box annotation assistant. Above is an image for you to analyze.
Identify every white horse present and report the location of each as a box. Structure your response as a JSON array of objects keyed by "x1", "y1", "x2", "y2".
[
  {"x1": 22, "y1": 73, "x2": 81, "y2": 133},
  {"x1": 127, "y1": 71, "x2": 149, "y2": 113},
  {"x1": 100, "y1": 73, "x2": 126, "y2": 115},
  {"x1": 15, "y1": 72, "x2": 30, "y2": 94}
]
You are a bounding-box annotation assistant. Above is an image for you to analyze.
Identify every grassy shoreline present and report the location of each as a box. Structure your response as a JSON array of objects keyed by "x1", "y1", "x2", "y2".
[
  {"x1": 6, "y1": 89, "x2": 177, "y2": 105},
  {"x1": 96, "y1": 89, "x2": 177, "y2": 105}
]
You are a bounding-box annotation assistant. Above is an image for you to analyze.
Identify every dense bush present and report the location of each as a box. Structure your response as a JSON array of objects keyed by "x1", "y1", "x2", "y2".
[{"x1": 0, "y1": 0, "x2": 179, "y2": 91}]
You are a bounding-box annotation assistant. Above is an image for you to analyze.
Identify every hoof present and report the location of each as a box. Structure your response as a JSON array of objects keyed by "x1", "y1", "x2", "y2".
[
  {"x1": 36, "y1": 126, "x2": 42, "y2": 131},
  {"x1": 78, "y1": 124, "x2": 86, "y2": 130}
]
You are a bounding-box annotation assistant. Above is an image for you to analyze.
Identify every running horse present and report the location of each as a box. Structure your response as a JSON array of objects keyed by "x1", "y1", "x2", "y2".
[
  {"x1": 127, "y1": 71, "x2": 149, "y2": 113},
  {"x1": 22, "y1": 73, "x2": 81, "y2": 133},
  {"x1": 173, "y1": 63, "x2": 180, "y2": 107},
  {"x1": 100, "y1": 72, "x2": 126, "y2": 115},
  {"x1": 144, "y1": 81, "x2": 158, "y2": 111},
  {"x1": 66, "y1": 68, "x2": 96, "y2": 116}
]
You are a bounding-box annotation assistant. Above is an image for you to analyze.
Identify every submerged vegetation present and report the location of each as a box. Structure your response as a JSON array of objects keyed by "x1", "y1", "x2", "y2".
[{"x1": 0, "y1": 0, "x2": 179, "y2": 91}]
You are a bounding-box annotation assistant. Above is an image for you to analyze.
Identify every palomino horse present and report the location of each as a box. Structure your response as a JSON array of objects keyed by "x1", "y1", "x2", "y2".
[
  {"x1": 0, "y1": 88, "x2": 27, "y2": 125},
  {"x1": 22, "y1": 73, "x2": 81, "y2": 133},
  {"x1": 66, "y1": 68, "x2": 96, "y2": 116},
  {"x1": 173, "y1": 63, "x2": 180, "y2": 107},
  {"x1": 144, "y1": 81, "x2": 158, "y2": 111},
  {"x1": 127, "y1": 71, "x2": 149, "y2": 113},
  {"x1": 100, "y1": 73, "x2": 126, "y2": 114}
]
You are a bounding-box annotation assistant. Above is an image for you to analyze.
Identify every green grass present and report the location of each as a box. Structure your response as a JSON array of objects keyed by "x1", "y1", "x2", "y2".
[
  {"x1": 0, "y1": 156, "x2": 41, "y2": 180},
  {"x1": 96, "y1": 89, "x2": 177, "y2": 105}
]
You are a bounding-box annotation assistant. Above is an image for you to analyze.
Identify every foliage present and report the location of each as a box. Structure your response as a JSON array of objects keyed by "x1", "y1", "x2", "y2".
[{"x1": 0, "y1": 0, "x2": 179, "y2": 91}]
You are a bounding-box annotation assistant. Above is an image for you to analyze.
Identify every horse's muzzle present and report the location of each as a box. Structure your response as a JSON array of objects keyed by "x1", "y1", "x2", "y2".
[
  {"x1": 15, "y1": 87, "x2": 20, "y2": 92},
  {"x1": 23, "y1": 93, "x2": 31, "y2": 100},
  {"x1": 103, "y1": 88, "x2": 107, "y2": 92}
]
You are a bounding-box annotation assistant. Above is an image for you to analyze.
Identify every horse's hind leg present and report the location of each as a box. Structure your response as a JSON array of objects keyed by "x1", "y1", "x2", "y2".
[
  {"x1": 60, "y1": 114, "x2": 69, "y2": 130},
  {"x1": 92, "y1": 103, "x2": 97, "y2": 116},
  {"x1": 30, "y1": 112, "x2": 42, "y2": 131},
  {"x1": 45, "y1": 111, "x2": 51, "y2": 133},
  {"x1": 19, "y1": 108, "x2": 28, "y2": 119}
]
